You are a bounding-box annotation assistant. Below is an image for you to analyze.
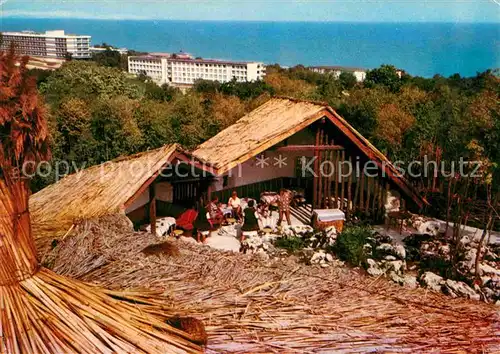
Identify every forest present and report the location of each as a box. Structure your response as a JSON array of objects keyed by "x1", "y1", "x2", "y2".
[{"x1": 26, "y1": 55, "x2": 499, "y2": 203}]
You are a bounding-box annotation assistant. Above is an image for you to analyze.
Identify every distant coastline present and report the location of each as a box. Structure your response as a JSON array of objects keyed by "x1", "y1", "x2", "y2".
[{"x1": 1, "y1": 18, "x2": 498, "y2": 77}]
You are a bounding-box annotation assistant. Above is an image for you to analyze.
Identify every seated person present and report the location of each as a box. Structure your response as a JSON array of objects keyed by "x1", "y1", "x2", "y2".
[
  {"x1": 227, "y1": 190, "x2": 242, "y2": 220},
  {"x1": 207, "y1": 196, "x2": 224, "y2": 226},
  {"x1": 176, "y1": 205, "x2": 198, "y2": 231},
  {"x1": 241, "y1": 200, "x2": 259, "y2": 241}
]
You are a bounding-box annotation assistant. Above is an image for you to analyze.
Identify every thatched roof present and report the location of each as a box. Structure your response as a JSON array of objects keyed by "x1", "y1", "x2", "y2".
[
  {"x1": 42, "y1": 216, "x2": 500, "y2": 353},
  {"x1": 193, "y1": 97, "x2": 425, "y2": 208},
  {"x1": 30, "y1": 144, "x2": 195, "y2": 241}
]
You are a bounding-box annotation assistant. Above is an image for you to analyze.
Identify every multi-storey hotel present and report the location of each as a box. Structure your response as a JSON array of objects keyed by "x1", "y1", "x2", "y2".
[
  {"x1": 308, "y1": 66, "x2": 368, "y2": 82},
  {"x1": 0, "y1": 30, "x2": 91, "y2": 59},
  {"x1": 128, "y1": 53, "x2": 266, "y2": 86}
]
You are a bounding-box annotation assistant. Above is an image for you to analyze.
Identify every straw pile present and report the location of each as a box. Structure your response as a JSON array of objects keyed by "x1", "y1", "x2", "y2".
[
  {"x1": 45, "y1": 215, "x2": 500, "y2": 353},
  {"x1": 0, "y1": 47, "x2": 202, "y2": 353}
]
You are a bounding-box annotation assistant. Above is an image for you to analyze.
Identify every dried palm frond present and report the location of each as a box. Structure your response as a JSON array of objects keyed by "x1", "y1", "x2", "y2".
[
  {"x1": 48, "y1": 216, "x2": 500, "y2": 353},
  {"x1": 0, "y1": 46, "x2": 203, "y2": 353},
  {"x1": 166, "y1": 316, "x2": 208, "y2": 347}
]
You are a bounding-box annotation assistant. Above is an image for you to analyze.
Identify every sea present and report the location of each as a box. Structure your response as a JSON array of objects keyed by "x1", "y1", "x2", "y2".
[{"x1": 1, "y1": 18, "x2": 499, "y2": 77}]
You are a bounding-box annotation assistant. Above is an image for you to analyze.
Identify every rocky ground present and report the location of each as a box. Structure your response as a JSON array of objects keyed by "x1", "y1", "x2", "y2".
[{"x1": 239, "y1": 216, "x2": 500, "y2": 305}]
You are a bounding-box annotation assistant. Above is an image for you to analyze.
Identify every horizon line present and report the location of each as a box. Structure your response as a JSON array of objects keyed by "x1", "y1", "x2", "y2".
[{"x1": 2, "y1": 15, "x2": 499, "y2": 25}]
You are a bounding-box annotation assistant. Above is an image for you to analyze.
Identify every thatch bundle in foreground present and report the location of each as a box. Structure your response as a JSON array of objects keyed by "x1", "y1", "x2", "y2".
[
  {"x1": 46, "y1": 215, "x2": 500, "y2": 353},
  {"x1": 0, "y1": 47, "x2": 203, "y2": 353}
]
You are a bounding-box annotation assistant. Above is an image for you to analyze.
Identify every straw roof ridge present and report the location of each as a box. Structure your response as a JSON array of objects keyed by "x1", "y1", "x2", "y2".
[
  {"x1": 30, "y1": 144, "x2": 180, "y2": 241},
  {"x1": 193, "y1": 97, "x2": 426, "y2": 207},
  {"x1": 273, "y1": 95, "x2": 330, "y2": 107}
]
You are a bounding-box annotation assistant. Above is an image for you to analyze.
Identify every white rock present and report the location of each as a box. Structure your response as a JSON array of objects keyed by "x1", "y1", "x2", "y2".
[
  {"x1": 377, "y1": 243, "x2": 395, "y2": 254},
  {"x1": 366, "y1": 258, "x2": 384, "y2": 277},
  {"x1": 443, "y1": 279, "x2": 480, "y2": 301},
  {"x1": 479, "y1": 263, "x2": 500, "y2": 277},
  {"x1": 417, "y1": 220, "x2": 441, "y2": 236},
  {"x1": 420, "y1": 272, "x2": 444, "y2": 292},
  {"x1": 325, "y1": 253, "x2": 334, "y2": 262},
  {"x1": 383, "y1": 260, "x2": 405, "y2": 275},
  {"x1": 394, "y1": 244, "x2": 406, "y2": 260},
  {"x1": 255, "y1": 249, "x2": 270, "y2": 262},
  {"x1": 321, "y1": 263, "x2": 330, "y2": 268},
  {"x1": 402, "y1": 275, "x2": 419, "y2": 289},
  {"x1": 460, "y1": 235, "x2": 472, "y2": 246},
  {"x1": 310, "y1": 252, "x2": 324, "y2": 263},
  {"x1": 385, "y1": 255, "x2": 397, "y2": 261},
  {"x1": 389, "y1": 271, "x2": 405, "y2": 284},
  {"x1": 205, "y1": 235, "x2": 241, "y2": 252}
]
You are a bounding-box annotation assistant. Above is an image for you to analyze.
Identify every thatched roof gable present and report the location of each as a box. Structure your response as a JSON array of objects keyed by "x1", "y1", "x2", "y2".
[
  {"x1": 193, "y1": 97, "x2": 426, "y2": 208},
  {"x1": 30, "y1": 144, "x2": 183, "y2": 240}
]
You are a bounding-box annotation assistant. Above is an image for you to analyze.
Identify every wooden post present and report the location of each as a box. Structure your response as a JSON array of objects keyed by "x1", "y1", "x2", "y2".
[
  {"x1": 340, "y1": 150, "x2": 345, "y2": 211},
  {"x1": 353, "y1": 168, "x2": 360, "y2": 213},
  {"x1": 366, "y1": 177, "x2": 372, "y2": 212},
  {"x1": 149, "y1": 183, "x2": 157, "y2": 235},
  {"x1": 334, "y1": 149, "x2": 339, "y2": 208},
  {"x1": 372, "y1": 177, "x2": 378, "y2": 214},
  {"x1": 359, "y1": 170, "x2": 365, "y2": 211},
  {"x1": 347, "y1": 156, "x2": 353, "y2": 214},
  {"x1": 322, "y1": 134, "x2": 329, "y2": 209},
  {"x1": 325, "y1": 139, "x2": 332, "y2": 209},
  {"x1": 318, "y1": 128, "x2": 324, "y2": 209},
  {"x1": 313, "y1": 126, "x2": 320, "y2": 209}
]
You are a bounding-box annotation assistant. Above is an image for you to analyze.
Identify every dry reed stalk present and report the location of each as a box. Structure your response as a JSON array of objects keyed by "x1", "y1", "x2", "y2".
[
  {"x1": 46, "y1": 218, "x2": 500, "y2": 353},
  {"x1": 0, "y1": 180, "x2": 203, "y2": 352}
]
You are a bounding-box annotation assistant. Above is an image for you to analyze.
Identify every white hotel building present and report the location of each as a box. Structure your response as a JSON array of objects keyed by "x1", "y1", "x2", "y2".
[
  {"x1": 309, "y1": 66, "x2": 368, "y2": 82},
  {"x1": 0, "y1": 30, "x2": 91, "y2": 59},
  {"x1": 128, "y1": 54, "x2": 266, "y2": 86}
]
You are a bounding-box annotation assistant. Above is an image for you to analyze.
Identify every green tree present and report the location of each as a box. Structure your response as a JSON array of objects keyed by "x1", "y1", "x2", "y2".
[
  {"x1": 365, "y1": 64, "x2": 402, "y2": 92},
  {"x1": 339, "y1": 72, "x2": 357, "y2": 90},
  {"x1": 92, "y1": 48, "x2": 123, "y2": 68},
  {"x1": 41, "y1": 61, "x2": 144, "y2": 103}
]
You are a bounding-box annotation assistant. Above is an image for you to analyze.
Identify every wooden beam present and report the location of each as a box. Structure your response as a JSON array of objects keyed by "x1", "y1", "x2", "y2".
[
  {"x1": 313, "y1": 125, "x2": 320, "y2": 209},
  {"x1": 217, "y1": 110, "x2": 331, "y2": 175},
  {"x1": 324, "y1": 110, "x2": 426, "y2": 209},
  {"x1": 318, "y1": 128, "x2": 324, "y2": 208},
  {"x1": 149, "y1": 183, "x2": 157, "y2": 235},
  {"x1": 347, "y1": 156, "x2": 353, "y2": 213},
  {"x1": 340, "y1": 150, "x2": 345, "y2": 211},
  {"x1": 274, "y1": 145, "x2": 344, "y2": 152}
]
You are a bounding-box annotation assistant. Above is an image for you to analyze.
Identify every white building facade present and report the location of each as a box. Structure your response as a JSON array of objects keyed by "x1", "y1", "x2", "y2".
[
  {"x1": 1, "y1": 30, "x2": 91, "y2": 59},
  {"x1": 128, "y1": 54, "x2": 266, "y2": 86},
  {"x1": 309, "y1": 66, "x2": 367, "y2": 82}
]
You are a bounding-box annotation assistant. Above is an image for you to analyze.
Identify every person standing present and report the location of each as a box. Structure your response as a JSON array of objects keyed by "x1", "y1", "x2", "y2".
[
  {"x1": 277, "y1": 188, "x2": 292, "y2": 226},
  {"x1": 241, "y1": 200, "x2": 260, "y2": 241}
]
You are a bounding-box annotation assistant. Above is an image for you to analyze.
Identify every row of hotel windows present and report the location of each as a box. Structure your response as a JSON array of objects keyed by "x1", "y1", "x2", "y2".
[
  {"x1": 171, "y1": 66, "x2": 246, "y2": 73},
  {"x1": 173, "y1": 76, "x2": 247, "y2": 84},
  {"x1": 172, "y1": 62, "x2": 247, "y2": 70}
]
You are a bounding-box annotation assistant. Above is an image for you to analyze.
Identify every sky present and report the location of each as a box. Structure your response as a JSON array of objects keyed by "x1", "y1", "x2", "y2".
[{"x1": 1, "y1": 0, "x2": 499, "y2": 22}]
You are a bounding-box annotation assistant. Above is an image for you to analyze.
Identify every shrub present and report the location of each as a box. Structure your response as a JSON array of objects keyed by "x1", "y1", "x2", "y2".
[
  {"x1": 275, "y1": 236, "x2": 305, "y2": 252},
  {"x1": 334, "y1": 225, "x2": 372, "y2": 266}
]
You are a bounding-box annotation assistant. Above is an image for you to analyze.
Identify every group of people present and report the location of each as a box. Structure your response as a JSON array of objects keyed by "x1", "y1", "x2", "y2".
[{"x1": 205, "y1": 189, "x2": 293, "y2": 233}]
